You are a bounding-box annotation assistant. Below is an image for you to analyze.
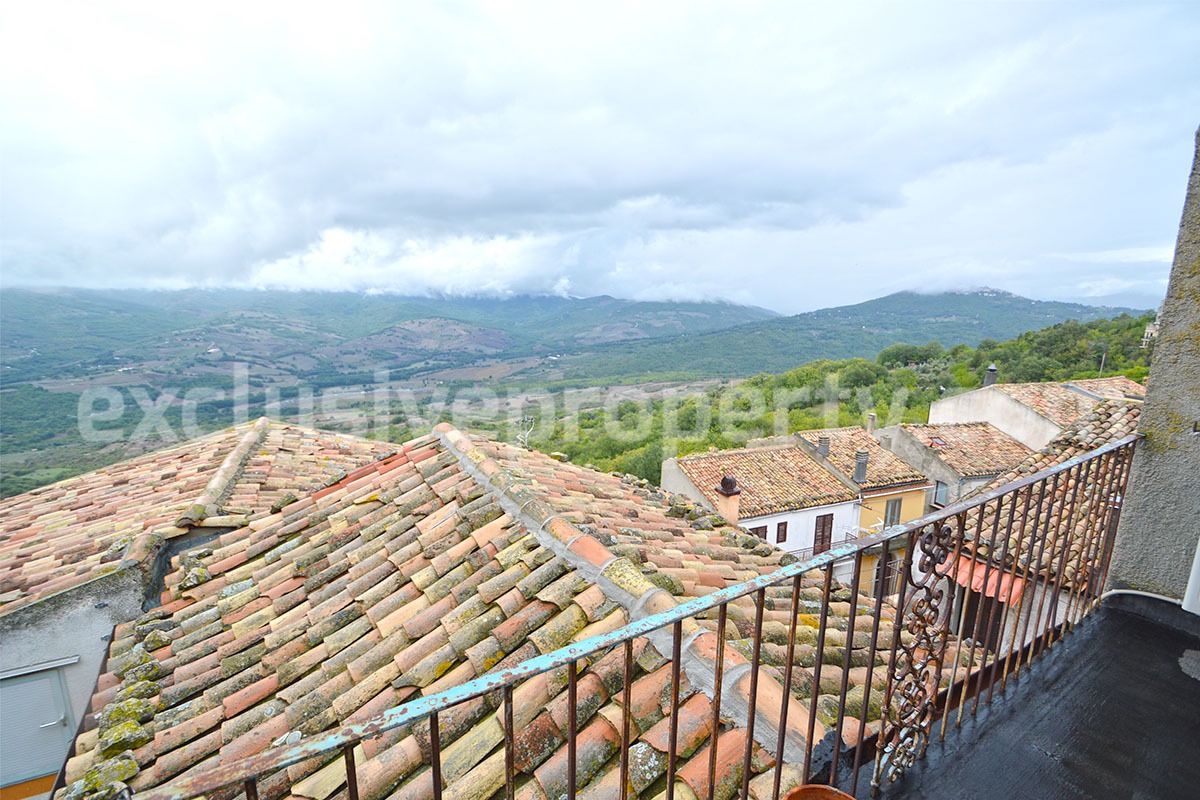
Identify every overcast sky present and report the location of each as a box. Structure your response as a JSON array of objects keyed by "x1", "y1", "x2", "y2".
[{"x1": 1, "y1": 2, "x2": 1197, "y2": 313}]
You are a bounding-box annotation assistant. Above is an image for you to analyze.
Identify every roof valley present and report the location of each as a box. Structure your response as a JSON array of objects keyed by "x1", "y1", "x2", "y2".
[{"x1": 434, "y1": 424, "x2": 808, "y2": 762}]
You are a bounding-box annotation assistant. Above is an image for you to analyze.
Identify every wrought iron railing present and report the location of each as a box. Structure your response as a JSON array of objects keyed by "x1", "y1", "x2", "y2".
[{"x1": 132, "y1": 435, "x2": 1138, "y2": 800}]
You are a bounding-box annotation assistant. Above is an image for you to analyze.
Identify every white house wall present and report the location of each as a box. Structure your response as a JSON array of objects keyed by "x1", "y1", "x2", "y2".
[
  {"x1": 660, "y1": 459, "x2": 714, "y2": 511},
  {"x1": 741, "y1": 501, "x2": 861, "y2": 558},
  {"x1": 929, "y1": 388, "x2": 1062, "y2": 450}
]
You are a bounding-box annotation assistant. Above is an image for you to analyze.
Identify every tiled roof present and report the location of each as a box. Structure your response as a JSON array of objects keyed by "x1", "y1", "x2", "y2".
[
  {"x1": 971, "y1": 400, "x2": 1142, "y2": 589},
  {"x1": 60, "y1": 425, "x2": 932, "y2": 800},
  {"x1": 992, "y1": 382, "x2": 1100, "y2": 427},
  {"x1": 794, "y1": 427, "x2": 928, "y2": 492},
  {"x1": 982, "y1": 400, "x2": 1142, "y2": 491},
  {"x1": 903, "y1": 423, "x2": 1033, "y2": 479},
  {"x1": 674, "y1": 446, "x2": 858, "y2": 518},
  {"x1": 1066, "y1": 376, "x2": 1146, "y2": 401},
  {"x1": 0, "y1": 419, "x2": 395, "y2": 617}
]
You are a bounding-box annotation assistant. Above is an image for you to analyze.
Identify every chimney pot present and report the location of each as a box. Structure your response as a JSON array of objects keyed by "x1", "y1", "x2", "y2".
[
  {"x1": 715, "y1": 475, "x2": 741, "y2": 525},
  {"x1": 866, "y1": 413, "x2": 877, "y2": 434},
  {"x1": 984, "y1": 364, "x2": 999, "y2": 387},
  {"x1": 853, "y1": 449, "x2": 869, "y2": 484},
  {"x1": 817, "y1": 436, "x2": 831, "y2": 457}
]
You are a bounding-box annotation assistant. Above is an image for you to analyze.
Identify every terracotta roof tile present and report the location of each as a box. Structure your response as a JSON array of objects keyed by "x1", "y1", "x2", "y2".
[
  {"x1": 990, "y1": 378, "x2": 1144, "y2": 427},
  {"x1": 1066, "y1": 376, "x2": 1147, "y2": 401},
  {"x1": 971, "y1": 400, "x2": 1142, "y2": 587},
  {"x1": 903, "y1": 422, "x2": 1034, "y2": 478},
  {"x1": 0, "y1": 419, "x2": 394, "y2": 618},
  {"x1": 673, "y1": 445, "x2": 857, "y2": 517},
  {"x1": 794, "y1": 426, "x2": 928, "y2": 491},
  {"x1": 61, "y1": 425, "x2": 939, "y2": 800}
]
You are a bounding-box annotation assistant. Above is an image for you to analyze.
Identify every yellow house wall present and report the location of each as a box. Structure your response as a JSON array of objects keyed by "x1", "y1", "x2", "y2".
[
  {"x1": 859, "y1": 487, "x2": 929, "y2": 533},
  {"x1": 854, "y1": 487, "x2": 929, "y2": 592}
]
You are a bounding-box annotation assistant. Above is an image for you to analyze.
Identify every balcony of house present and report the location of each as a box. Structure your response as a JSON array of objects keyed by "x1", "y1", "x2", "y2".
[
  {"x1": 71, "y1": 432, "x2": 1187, "y2": 800},
  {"x1": 860, "y1": 591, "x2": 1200, "y2": 799}
]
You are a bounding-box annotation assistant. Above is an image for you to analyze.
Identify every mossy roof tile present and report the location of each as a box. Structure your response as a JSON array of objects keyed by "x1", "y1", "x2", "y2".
[{"x1": 64, "y1": 425, "x2": 922, "y2": 800}]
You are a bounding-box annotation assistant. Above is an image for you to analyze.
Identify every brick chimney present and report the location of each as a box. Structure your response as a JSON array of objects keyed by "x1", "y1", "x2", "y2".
[
  {"x1": 984, "y1": 364, "x2": 998, "y2": 387},
  {"x1": 866, "y1": 412, "x2": 877, "y2": 434},
  {"x1": 715, "y1": 475, "x2": 741, "y2": 526},
  {"x1": 817, "y1": 436, "x2": 831, "y2": 458},
  {"x1": 853, "y1": 449, "x2": 869, "y2": 484}
]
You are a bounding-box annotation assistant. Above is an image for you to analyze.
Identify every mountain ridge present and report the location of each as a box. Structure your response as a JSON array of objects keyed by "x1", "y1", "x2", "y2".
[{"x1": 548, "y1": 289, "x2": 1148, "y2": 382}]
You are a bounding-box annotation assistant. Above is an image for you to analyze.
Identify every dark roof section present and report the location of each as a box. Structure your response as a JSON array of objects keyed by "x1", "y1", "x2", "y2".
[{"x1": 865, "y1": 598, "x2": 1200, "y2": 800}]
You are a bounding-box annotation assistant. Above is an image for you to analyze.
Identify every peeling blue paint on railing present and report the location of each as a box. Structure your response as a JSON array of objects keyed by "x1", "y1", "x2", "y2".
[{"x1": 131, "y1": 434, "x2": 1140, "y2": 800}]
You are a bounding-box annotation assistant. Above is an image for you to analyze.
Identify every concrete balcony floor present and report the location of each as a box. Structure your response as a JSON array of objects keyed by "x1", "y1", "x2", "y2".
[{"x1": 857, "y1": 593, "x2": 1200, "y2": 799}]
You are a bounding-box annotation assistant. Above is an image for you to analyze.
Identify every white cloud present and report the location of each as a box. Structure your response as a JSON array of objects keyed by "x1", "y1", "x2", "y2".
[
  {"x1": 249, "y1": 229, "x2": 569, "y2": 296},
  {"x1": 0, "y1": 1, "x2": 1196, "y2": 312}
]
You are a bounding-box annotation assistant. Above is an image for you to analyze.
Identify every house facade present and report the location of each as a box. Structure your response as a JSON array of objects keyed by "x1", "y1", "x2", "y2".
[
  {"x1": 873, "y1": 421, "x2": 1033, "y2": 509},
  {"x1": 792, "y1": 426, "x2": 931, "y2": 597},
  {"x1": 929, "y1": 377, "x2": 1145, "y2": 450},
  {"x1": 661, "y1": 444, "x2": 860, "y2": 561}
]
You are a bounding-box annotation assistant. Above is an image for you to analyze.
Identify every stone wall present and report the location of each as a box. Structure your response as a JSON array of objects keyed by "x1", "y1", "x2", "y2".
[{"x1": 1109, "y1": 128, "x2": 1200, "y2": 599}]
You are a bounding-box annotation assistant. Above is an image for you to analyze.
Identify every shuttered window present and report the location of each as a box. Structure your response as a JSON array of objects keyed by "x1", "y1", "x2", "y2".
[
  {"x1": 813, "y1": 514, "x2": 834, "y2": 554},
  {"x1": 884, "y1": 498, "x2": 903, "y2": 527}
]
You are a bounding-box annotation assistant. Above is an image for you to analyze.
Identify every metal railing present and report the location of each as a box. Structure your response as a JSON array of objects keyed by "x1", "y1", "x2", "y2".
[
  {"x1": 788, "y1": 532, "x2": 858, "y2": 563},
  {"x1": 133, "y1": 435, "x2": 1138, "y2": 800}
]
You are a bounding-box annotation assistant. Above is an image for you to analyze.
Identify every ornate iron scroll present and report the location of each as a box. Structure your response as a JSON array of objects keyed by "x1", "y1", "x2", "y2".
[{"x1": 873, "y1": 520, "x2": 956, "y2": 786}]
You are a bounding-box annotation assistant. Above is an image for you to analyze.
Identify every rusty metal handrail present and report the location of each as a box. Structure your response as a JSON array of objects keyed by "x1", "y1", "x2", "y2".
[{"x1": 131, "y1": 434, "x2": 1141, "y2": 800}]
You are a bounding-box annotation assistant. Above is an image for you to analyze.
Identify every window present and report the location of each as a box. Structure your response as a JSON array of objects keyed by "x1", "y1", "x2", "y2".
[
  {"x1": 874, "y1": 552, "x2": 903, "y2": 597},
  {"x1": 749, "y1": 525, "x2": 767, "y2": 540},
  {"x1": 776, "y1": 521, "x2": 788, "y2": 544},
  {"x1": 933, "y1": 481, "x2": 949, "y2": 507},
  {"x1": 813, "y1": 514, "x2": 833, "y2": 554},
  {"x1": 884, "y1": 497, "x2": 903, "y2": 527},
  {"x1": 0, "y1": 667, "x2": 73, "y2": 789}
]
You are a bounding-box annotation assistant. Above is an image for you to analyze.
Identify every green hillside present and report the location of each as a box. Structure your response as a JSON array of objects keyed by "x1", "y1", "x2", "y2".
[
  {"x1": 549, "y1": 289, "x2": 1148, "y2": 383},
  {"x1": 0, "y1": 289, "x2": 778, "y2": 385},
  {"x1": 525, "y1": 310, "x2": 1155, "y2": 484},
  {"x1": 0, "y1": 287, "x2": 1153, "y2": 497}
]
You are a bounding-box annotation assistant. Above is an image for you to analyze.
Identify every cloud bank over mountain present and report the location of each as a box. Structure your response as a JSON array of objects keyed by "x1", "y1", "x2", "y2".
[{"x1": 1, "y1": 2, "x2": 1195, "y2": 312}]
